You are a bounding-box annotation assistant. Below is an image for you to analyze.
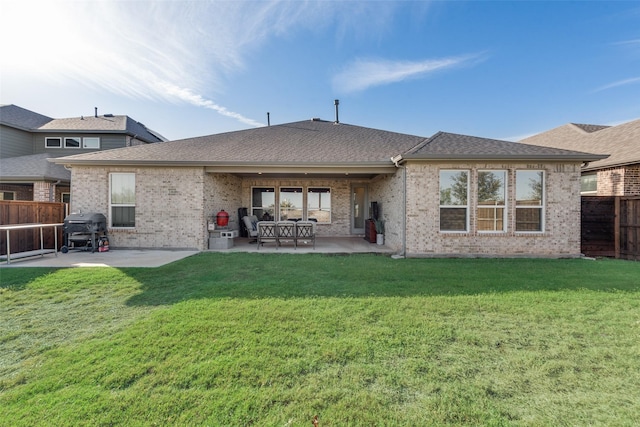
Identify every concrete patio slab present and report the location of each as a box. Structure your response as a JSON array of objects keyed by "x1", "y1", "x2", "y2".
[
  {"x1": 209, "y1": 236, "x2": 395, "y2": 255},
  {"x1": 1, "y1": 237, "x2": 394, "y2": 268},
  {"x1": 0, "y1": 249, "x2": 199, "y2": 268}
]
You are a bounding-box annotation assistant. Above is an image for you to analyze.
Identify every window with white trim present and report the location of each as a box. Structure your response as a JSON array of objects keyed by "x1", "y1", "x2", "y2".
[
  {"x1": 110, "y1": 173, "x2": 135, "y2": 228},
  {"x1": 64, "y1": 137, "x2": 81, "y2": 148},
  {"x1": 515, "y1": 170, "x2": 544, "y2": 232},
  {"x1": 307, "y1": 187, "x2": 331, "y2": 223},
  {"x1": 439, "y1": 170, "x2": 469, "y2": 232},
  {"x1": 477, "y1": 170, "x2": 507, "y2": 232},
  {"x1": 251, "y1": 187, "x2": 275, "y2": 220},
  {"x1": 45, "y1": 137, "x2": 62, "y2": 148},
  {"x1": 62, "y1": 193, "x2": 70, "y2": 203},
  {"x1": 83, "y1": 137, "x2": 100, "y2": 149},
  {"x1": 279, "y1": 187, "x2": 303, "y2": 220},
  {"x1": 0, "y1": 191, "x2": 15, "y2": 200},
  {"x1": 581, "y1": 173, "x2": 597, "y2": 194}
]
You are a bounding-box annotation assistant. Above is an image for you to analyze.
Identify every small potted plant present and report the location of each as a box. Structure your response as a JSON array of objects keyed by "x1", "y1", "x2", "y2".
[{"x1": 374, "y1": 219, "x2": 385, "y2": 245}]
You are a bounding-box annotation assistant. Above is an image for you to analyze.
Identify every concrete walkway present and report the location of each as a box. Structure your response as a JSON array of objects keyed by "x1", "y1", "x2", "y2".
[{"x1": 0, "y1": 249, "x2": 199, "y2": 268}]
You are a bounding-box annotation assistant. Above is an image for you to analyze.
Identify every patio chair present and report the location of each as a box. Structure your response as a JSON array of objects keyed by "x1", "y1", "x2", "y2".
[
  {"x1": 242, "y1": 215, "x2": 259, "y2": 243},
  {"x1": 276, "y1": 221, "x2": 296, "y2": 248},
  {"x1": 257, "y1": 221, "x2": 277, "y2": 249},
  {"x1": 295, "y1": 221, "x2": 316, "y2": 249}
]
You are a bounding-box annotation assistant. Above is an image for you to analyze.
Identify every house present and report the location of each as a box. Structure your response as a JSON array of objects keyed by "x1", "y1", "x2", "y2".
[
  {"x1": 520, "y1": 119, "x2": 640, "y2": 196},
  {"x1": 52, "y1": 118, "x2": 606, "y2": 257},
  {"x1": 0, "y1": 104, "x2": 165, "y2": 202}
]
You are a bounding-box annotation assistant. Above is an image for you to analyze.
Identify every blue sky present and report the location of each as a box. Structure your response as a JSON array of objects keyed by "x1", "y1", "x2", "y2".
[{"x1": 1, "y1": 0, "x2": 638, "y2": 142}]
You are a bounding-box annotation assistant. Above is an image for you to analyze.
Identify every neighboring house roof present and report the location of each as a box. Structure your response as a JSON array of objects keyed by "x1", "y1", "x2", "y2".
[
  {"x1": 571, "y1": 123, "x2": 610, "y2": 133},
  {"x1": 0, "y1": 104, "x2": 165, "y2": 143},
  {"x1": 402, "y1": 131, "x2": 606, "y2": 161},
  {"x1": 0, "y1": 153, "x2": 70, "y2": 182},
  {"x1": 520, "y1": 119, "x2": 639, "y2": 171},
  {"x1": 0, "y1": 104, "x2": 54, "y2": 130},
  {"x1": 53, "y1": 119, "x2": 606, "y2": 174},
  {"x1": 38, "y1": 115, "x2": 166, "y2": 143}
]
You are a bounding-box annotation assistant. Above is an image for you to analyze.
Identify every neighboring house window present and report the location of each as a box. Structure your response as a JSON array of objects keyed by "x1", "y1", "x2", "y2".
[
  {"x1": 0, "y1": 191, "x2": 15, "y2": 200},
  {"x1": 308, "y1": 187, "x2": 331, "y2": 223},
  {"x1": 477, "y1": 170, "x2": 507, "y2": 232},
  {"x1": 516, "y1": 170, "x2": 544, "y2": 232},
  {"x1": 279, "y1": 187, "x2": 303, "y2": 220},
  {"x1": 581, "y1": 173, "x2": 597, "y2": 194},
  {"x1": 45, "y1": 137, "x2": 62, "y2": 148},
  {"x1": 251, "y1": 187, "x2": 275, "y2": 220},
  {"x1": 83, "y1": 137, "x2": 100, "y2": 149},
  {"x1": 439, "y1": 170, "x2": 469, "y2": 232},
  {"x1": 62, "y1": 193, "x2": 71, "y2": 203},
  {"x1": 110, "y1": 173, "x2": 135, "y2": 228},
  {"x1": 64, "y1": 137, "x2": 81, "y2": 148}
]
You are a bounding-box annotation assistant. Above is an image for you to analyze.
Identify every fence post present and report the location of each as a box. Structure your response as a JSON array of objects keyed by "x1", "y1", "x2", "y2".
[{"x1": 614, "y1": 196, "x2": 620, "y2": 259}]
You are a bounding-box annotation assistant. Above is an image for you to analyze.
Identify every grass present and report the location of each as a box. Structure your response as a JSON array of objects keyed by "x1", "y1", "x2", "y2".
[{"x1": 1, "y1": 254, "x2": 639, "y2": 426}]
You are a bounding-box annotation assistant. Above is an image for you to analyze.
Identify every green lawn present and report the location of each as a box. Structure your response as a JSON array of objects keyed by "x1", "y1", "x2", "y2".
[{"x1": 1, "y1": 254, "x2": 639, "y2": 426}]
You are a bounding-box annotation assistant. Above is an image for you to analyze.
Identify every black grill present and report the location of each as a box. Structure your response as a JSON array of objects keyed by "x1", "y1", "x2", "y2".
[{"x1": 62, "y1": 212, "x2": 108, "y2": 253}]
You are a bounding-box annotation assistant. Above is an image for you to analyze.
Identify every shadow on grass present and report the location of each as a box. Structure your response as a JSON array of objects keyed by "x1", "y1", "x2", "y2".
[
  {"x1": 0, "y1": 268, "x2": 59, "y2": 291},
  {"x1": 123, "y1": 253, "x2": 640, "y2": 307}
]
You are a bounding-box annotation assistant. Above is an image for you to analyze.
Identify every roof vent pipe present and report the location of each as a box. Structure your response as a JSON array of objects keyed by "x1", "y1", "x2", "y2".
[
  {"x1": 267, "y1": 112, "x2": 270, "y2": 127},
  {"x1": 334, "y1": 99, "x2": 339, "y2": 124},
  {"x1": 94, "y1": 107, "x2": 98, "y2": 118}
]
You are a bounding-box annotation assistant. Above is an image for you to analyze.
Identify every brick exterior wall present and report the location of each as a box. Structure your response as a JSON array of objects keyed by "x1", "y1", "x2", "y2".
[
  {"x1": 204, "y1": 173, "x2": 243, "y2": 240},
  {"x1": 69, "y1": 162, "x2": 585, "y2": 256},
  {"x1": 0, "y1": 183, "x2": 33, "y2": 200},
  {"x1": 596, "y1": 164, "x2": 640, "y2": 196},
  {"x1": 404, "y1": 161, "x2": 583, "y2": 257},
  {"x1": 369, "y1": 170, "x2": 405, "y2": 251},
  {"x1": 625, "y1": 164, "x2": 640, "y2": 195},
  {"x1": 71, "y1": 166, "x2": 208, "y2": 250},
  {"x1": 0, "y1": 183, "x2": 70, "y2": 202}
]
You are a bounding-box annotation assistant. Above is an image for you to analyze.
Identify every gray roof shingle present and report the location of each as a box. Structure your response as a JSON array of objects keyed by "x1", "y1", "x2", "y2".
[
  {"x1": 54, "y1": 119, "x2": 428, "y2": 165},
  {"x1": 521, "y1": 119, "x2": 639, "y2": 170},
  {"x1": 571, "y1": 123, "x2": 611, "y2": 133},
  {"x1": 53, "y1": 120, "x2": 607, "y2": 168},
  {"x1": 38, "y1": 115, "x2": 164, "y2": 143},
  {"x1": 1, "y1": 105, "x2": 164, "y2": 143},
  {"x1": 0, "y1": 104, "x2": 53, "y2": 130},
  {"x1": 0, "y1": 153, "x2": 70, "y2": 181},
  {"x1": 403, "y1": 131, "x2": 607, "y2": 161}
]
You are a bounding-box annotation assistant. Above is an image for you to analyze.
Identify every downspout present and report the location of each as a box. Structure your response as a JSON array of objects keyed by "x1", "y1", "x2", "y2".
[
  {"x1": 391, "y1": 155, "x2": 407, "y2": 258},
  {"x1": 49, "y1": 180, "x2": 61, "y2": 202},
  {"x1": 402, "y1": 164, "x2": 406, "y2": 257}
]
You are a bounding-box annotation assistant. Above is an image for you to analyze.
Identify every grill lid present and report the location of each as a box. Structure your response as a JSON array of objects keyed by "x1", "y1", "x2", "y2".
[{"x1": 64, "y1": 212, "x2": 107, "y2": 224}]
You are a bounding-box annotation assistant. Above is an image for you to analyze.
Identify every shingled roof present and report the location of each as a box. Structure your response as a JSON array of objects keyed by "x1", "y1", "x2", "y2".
[
  {"x1": 401, "y1": 131, "x2": 607, "y2": 161},
  {"x1": 38, "y1": 115, "x2": 165, "y2": 143},
  {"x1": 520, "y1": 119, "x2": 639, "y2": 170},
  {"x1": 0, "y1": 104, "x2": 165, "y2": 143},
  {"x1": 0, "y1": 104, "x2": 53, "y2": 130},
  {"x1": 53, "y1": 119, "x2": 428, "y2": 166},
  {"x1": 0, "y1": 153, "x2": 70, "y2": 182},
  {"x1": 53, "y1": 119, "x2": 607, "y2": 171}
]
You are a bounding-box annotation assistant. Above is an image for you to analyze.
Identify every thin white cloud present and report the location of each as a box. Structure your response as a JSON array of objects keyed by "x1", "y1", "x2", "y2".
[
  {"x1": 594, "y1": 77, "x2": 640, "y2": 92},
  {"x1": 1, "y1": 0, "x2": 389, "y2": 128},
  {"x1": 612, "y1": 39, "x2": 640, "y2": 46},
  {"x1": 156, "y1": 82, "x2": 264, "y2": 128},
  {"x1": 333, "y1": 53, "x2": 487, "y2": 93}
]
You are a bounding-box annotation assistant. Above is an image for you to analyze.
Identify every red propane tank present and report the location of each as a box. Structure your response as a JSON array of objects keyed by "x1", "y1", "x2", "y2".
[{"x1": 216, "y1": 210, "x2": 229, "y2": 227}]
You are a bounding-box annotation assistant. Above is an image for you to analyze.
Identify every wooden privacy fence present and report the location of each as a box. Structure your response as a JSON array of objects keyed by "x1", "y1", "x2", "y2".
[
  {"x1": 0, "y1": 201, "x2": 67, "y2": 256},
  {"x1": 581, "y1": 196, "x2": 640, "y2": 261}
]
